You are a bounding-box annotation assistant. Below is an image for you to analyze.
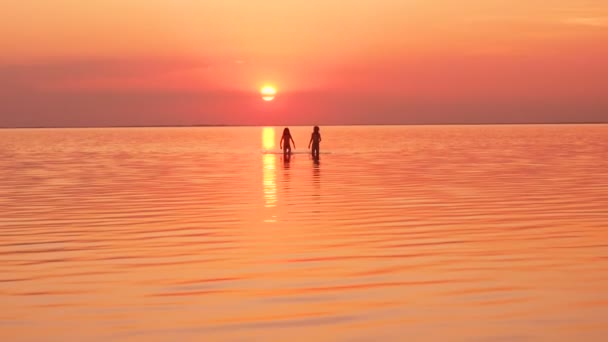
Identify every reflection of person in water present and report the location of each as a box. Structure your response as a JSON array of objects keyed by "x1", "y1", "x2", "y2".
[
  {"x1": 308, "y1": 126, "x2": 322, "y2": 159},
  {"x1": 312, "y1": 158, "x2": 321, "y2": 211},
  {"x1": 283, "y1": 153, "x2": 291, "y2": 164},
  {"x1": 280, "y1": 127, "x2": 296, "y2": 156}
]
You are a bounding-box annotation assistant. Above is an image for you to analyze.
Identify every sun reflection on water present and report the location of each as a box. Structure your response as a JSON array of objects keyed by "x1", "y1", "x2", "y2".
[
  {"x1": 263, "y1": 154, "x2": 277, "y2": 208},
  {"x1": 262, "y1": 127, "x2": 275, "y2": 151},
  {"x1": 262, "y1": 127, "x2": 277, "y2": 209}
]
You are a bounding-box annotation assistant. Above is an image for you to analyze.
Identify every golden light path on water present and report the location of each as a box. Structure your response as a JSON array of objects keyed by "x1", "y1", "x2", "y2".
[{"x1": 262, "y1": 127, "x2": 277, "y2": 211}]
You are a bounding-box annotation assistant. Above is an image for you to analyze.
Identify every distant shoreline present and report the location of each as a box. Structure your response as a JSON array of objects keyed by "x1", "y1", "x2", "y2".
[{"x1": 0, "y1": 122, "x2": 606, "y2": 129}]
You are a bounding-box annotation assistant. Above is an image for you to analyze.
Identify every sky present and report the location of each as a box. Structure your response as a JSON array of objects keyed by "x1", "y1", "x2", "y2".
[{"x1": 1, "y1": 0, "x2": 607, "y2": 127}]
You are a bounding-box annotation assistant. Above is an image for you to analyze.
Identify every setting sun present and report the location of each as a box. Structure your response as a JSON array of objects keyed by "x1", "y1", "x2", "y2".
[{"x1": 260, "y1": 85, "x2": 277, "y2": 102}]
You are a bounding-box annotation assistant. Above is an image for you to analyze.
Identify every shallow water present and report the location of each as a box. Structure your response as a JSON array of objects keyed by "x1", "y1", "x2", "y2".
[{"x1": 1, "y1": 125, "x2": 607, "y2": 341}]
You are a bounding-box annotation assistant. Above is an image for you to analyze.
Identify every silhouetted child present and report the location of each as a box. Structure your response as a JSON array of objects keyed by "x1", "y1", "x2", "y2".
[
  {"x1": 308, "y1": 126, "x2": 322, "y2": 159},
  {"x1": 280, "y1": 127, "x2": 296, "y2": 155}
]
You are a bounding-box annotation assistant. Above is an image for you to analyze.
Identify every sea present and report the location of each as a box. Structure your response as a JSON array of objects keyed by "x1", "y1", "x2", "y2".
[{"x1": 1, "y1": 125, "x2": 607, "y2": 341}]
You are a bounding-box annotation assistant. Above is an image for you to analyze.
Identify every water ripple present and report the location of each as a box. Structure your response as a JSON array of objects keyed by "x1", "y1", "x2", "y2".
[{"x1": 1, "y1": 125, "x2": 607, "y2": 341}]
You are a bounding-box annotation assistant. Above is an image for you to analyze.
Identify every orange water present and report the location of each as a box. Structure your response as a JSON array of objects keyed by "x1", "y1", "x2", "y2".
[{"x1": 1, "y1": 125, "x2": 607, "y2": 341}]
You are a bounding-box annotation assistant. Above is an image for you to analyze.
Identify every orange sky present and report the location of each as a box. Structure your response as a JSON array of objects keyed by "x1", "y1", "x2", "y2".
[{"x1": 1, "y1": 0, "x2": 607, "y2": 126}]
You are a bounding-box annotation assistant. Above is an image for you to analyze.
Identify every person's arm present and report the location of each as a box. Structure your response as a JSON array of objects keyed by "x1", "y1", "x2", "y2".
[
  {"x1": 319, "y1": 134, "x2": 322, "y2": 143},
  {"x1": 308, "y1": 134, "x2": 313, "y2": 148},
  {"x1": 291, "y1": 137, "x2": 296, "y2": 149},
  {"x1": 280, "y1": 136, "x2": 283, "y2": 149}
]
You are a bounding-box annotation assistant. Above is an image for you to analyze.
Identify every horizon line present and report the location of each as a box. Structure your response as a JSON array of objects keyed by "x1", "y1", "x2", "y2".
[{"x1": 0, "y1": 121, "x2": 607, "y2": 129}]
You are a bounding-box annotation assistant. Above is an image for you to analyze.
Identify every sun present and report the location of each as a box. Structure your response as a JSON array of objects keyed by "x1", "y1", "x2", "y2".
[{"x1": 260, "y1": 85, "x2": 277, "y2": 101}]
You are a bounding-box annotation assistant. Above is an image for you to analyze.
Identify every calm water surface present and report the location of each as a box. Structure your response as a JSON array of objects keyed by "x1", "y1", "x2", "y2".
[{"x1": 1, "y1": 125, "x2": 607, "y2": 341}]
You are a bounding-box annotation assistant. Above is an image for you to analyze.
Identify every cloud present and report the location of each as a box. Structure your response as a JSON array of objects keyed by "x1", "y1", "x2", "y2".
[
  {"x1": 564, "y1": 17, "x2": 608, "y2": 27},
  {"x1": 0, "y1": 58, "x2": 212, "y2": 92}
]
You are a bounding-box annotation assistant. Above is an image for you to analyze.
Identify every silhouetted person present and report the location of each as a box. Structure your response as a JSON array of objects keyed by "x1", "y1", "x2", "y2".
[
  {"x1": 308, "y1": 126, "x2": 322, "y2": 159},
  {"x1": 280, "y1": 127, "x2": 296, "y2": 156}
]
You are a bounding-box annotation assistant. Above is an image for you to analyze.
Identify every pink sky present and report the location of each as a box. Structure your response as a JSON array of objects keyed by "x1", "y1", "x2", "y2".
[{"x1": 1, "y1": 0, "x2": 607, "y2": 127}]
